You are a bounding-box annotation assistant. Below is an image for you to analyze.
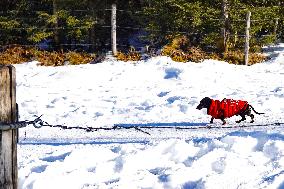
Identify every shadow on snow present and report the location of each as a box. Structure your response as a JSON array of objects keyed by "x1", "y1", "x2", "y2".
[{"x1": 114, "y1": 122, "x2": 208, "y2": 128}]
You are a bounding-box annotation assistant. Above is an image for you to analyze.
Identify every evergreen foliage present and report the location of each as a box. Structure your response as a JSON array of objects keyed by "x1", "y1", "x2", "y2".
[
  {"x1": 0, "y1": 0, "x2": 282, "y2": 54},
  {"x1": 140, "y1": 0, "x2": 282, "y2": 52}
]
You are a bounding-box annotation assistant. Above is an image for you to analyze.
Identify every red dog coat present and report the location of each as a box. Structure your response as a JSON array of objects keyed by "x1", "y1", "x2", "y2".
[{"x1": 208, "y1": 99, "x2": 248, "y2": 119}]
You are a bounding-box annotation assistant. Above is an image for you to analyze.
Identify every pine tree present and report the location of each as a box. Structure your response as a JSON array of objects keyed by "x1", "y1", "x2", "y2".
[{"x1": 140, "y1": 0, "x2": 283, "y2": 52}]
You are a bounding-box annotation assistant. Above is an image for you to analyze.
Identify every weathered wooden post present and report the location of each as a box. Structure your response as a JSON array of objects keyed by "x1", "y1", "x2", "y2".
[
  {"x1": 0, "y1": 65, "x2": 17, "y2": 189},
  {"x1": 274, "y1": 18, "x2": 279, "y2": 43},
  {"x1": 222, "y1": 0, "x2": 229, "y2": 53},
  {"x1": 53, "y1": 0, "x2": 60, "y2": 50},
  {"x1": 244, "y1": 11, "x2": 251, "y2": 66},
  {"x1": 111, "y1": 3, "x2": 117, "y2": 56}
]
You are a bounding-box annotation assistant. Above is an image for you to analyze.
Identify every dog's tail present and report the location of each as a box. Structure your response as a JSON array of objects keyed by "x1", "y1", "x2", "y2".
[{"x1": 249, "y1": 105, "x2": 265, "y2": 115}]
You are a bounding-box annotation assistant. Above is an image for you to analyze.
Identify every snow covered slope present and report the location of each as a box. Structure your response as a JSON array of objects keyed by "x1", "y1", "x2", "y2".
[
  {"x1": 16, "y1": 43, "x2": 284, "y2": 188},
  {"x1": 16, "y1": 48, "x2": 284, "y2": 140}
]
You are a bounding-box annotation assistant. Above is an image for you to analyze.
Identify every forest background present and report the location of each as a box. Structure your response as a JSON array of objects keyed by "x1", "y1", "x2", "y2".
[{"x1": 0, "y1": 0, "x2": 283, "y2": 64}]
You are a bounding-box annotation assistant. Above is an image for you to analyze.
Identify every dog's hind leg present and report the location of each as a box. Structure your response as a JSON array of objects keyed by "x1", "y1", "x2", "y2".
[
  {"x1": 236, "y1": 115, "x2": 246, "y2": 123},
  {"x1": 246, "y1": 107, "x2": 254, "y2": 123},
  {"x1": 249, "y1": 114, "x2": 254, "y2": 123}
]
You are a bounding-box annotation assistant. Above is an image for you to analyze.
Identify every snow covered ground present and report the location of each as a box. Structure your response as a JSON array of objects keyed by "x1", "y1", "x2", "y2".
[{"x1": 16, "y1": 44, "x2": 284, "y2": 188}]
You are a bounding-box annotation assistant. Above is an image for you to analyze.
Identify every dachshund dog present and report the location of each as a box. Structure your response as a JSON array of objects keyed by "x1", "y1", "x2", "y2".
[{"x1": 196, "y1": 97, "x2": 264, "y2": 125}]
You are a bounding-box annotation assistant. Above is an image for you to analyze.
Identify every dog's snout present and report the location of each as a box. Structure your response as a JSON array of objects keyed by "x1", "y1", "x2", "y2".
[{"x1": 196, "y1": 104, "x2": 202, "y2": 110}]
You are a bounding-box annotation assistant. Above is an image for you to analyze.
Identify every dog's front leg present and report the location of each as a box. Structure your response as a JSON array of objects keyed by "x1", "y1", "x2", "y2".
[
  {"x1": 210, "y1": 117, "x2": 214, "y2": 124},
  {"x1": 221, "y1": 118, "x2": 226, "y2": 125},
  {"x1": 219, "y1": 110, "x2": 226, "y2": 125}
]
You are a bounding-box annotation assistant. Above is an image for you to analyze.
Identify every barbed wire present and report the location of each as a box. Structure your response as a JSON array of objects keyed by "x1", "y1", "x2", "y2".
[
  {"x1": 1, "y1": 115, "x2": 284, "y2": 136},
  {"x1": 0, "y1": 24, "x2": 279, "y2": 39},
  {"x1": 0, "y1": 25, "x2": 111, "y2": 31},
  {"x1": 0, "y1": 8, "x2": 282, "y2": 22},
  {"x1": 0, "y1": 4, "x2": 282, "y2": 14},
  {"x1": 0, "y1": 116, "x2": 43, "y2": 131},
  {"x1": 0, "y1": 9, "x2": 106, "y2": 15},
  {"x1": 0, "y1": 7, "x2": 282, "y2": 51},
  {"x1": 0, "y1": 115, "x2": 151, "y2": 135}
]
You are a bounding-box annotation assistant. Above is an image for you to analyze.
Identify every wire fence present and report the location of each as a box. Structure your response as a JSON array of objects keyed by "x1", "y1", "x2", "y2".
[
  {"x1": 2, "y1": 114, "x2": 284, "y2": 136},
  {"x1": 2, "y1": 113, "x2": 284, "y2": 135},
  {"x1": 0, "y1": 6, "x2": 283, "y2": 53}
]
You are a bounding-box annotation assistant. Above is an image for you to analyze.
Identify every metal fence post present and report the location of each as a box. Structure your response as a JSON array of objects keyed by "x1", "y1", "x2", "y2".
[
  {"x1": 0, "y1": 65, "x2": 17, "y2": 189},
  {"x1": 111, "y1": 3, "x2": 117, "y2": 56},
  {"x1": 244, "y1": 11, "x2": 251, "y2": 65}
]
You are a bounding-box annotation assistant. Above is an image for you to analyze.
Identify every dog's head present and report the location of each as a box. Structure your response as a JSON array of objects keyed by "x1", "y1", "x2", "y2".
[{"x1": 196, "y1": 97, "x2": 212, "y2": 110}]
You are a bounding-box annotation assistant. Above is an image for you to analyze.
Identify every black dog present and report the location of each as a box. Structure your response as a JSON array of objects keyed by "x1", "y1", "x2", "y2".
[{"x1": 196, "y1": 97, "x2": 264, "y2": 125}]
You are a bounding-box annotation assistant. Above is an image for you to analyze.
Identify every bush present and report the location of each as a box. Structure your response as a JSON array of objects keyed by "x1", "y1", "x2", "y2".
[
  {"x1": 248, "y1": 53, "x2": 267, "y2": 65},
  {"x1": 0, "y1": 46, "x2": 34, "y2": 64},
  {"x1": 162, "y1": 35, "x2": 267, "y2": 65},
  {"x1": 0, "y1": 46, "x2": 96, "y2": 66},
  {"x1": 66, "y1": 51, "x2": 95, "y2": 65},
  {"x1": 116, "y1": 48, "x2": 141, "y2": 62},
  {"x1": 205, "y1": 52, "x2": 222, "y2": 61},
  {"x1": 223, "y1": 50, "x2": 267, "y2": 65},
  {"x1": 169, "y1": 35, "x2": 190, "y2": 51},
  {"x1": 171, "y1": 49, "x2": 188, "y2": 62},
  {"x1": 187, "y1": 47, "x2": 206, "y2": 62},
  {"x1": 36, "y1": 51, "x2": 95, "y2": 66},
  {"x1": 0, "y1": 44, "x2": 267, "y2": 66},
  {"x1": 162, "y1": 46, "x2": 188, "y2": 62},
  {"x1": 223, "y1": 50, "x2": 245, "y2": 65},
  {"x1": 36, "y1": 51, "x2": 66, "y2": 66},
  {"x1": 162, "y1": 36, "x2": 206, "y2": 63}
]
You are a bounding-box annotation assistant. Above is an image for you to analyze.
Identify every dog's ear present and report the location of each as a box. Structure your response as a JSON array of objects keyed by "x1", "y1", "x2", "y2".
[
  {"x1": 203, "y1": 97, "x2": 211, "y2": 102},
  {"x1": 202, "y1": 97, "x2": 212, "y2": 107}
]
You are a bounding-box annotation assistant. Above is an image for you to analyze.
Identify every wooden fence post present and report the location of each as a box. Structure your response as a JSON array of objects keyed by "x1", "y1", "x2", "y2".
[
  {"x1": 222, "y1": 0, "x2": 229, "y2": 53},
  {"x1": 244, "y1": 11, "x2": 251, "y2": 66},
  {"x1": 53, "y1": 0, "x2": 60, "y2": 50},
  {"x1": 111, "y1": 3, "x2": 117, "y2": 56},
  {"x1": 0, "y1": 65, "x2": 17, "y2": 189},
  {"x1": 274, "y1": 18, "x2": 279, "y2": 42}
]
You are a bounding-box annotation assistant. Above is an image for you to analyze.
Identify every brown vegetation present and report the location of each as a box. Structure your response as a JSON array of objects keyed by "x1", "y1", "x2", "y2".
[
  {"x1": 161, "y1": 35, "x2": 267, "y2": 65},
  {"x1": 0, "y1": 43, "x2": 267, "y2": 66},
  {"x1": 0, "y1": 46, "x2": 95, "y2": 66}
]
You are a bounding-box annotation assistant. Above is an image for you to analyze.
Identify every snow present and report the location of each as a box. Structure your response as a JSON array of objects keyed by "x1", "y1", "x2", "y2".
[{"x1": 16, "y1": 43, "x2": 284, "y2": 188}]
